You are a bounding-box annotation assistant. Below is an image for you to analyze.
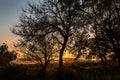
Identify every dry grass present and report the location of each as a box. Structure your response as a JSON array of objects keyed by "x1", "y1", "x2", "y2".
[{"x1": 0, "y1": 58, "x2": 120, "y2": 80}]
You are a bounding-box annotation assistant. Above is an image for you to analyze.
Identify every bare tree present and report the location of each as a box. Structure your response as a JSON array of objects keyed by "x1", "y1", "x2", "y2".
[
  {"x1": 82, "y1": 0, "x2": 120, "y2": 68},
  {"x1": 12, "y1": 0, "x2": 85, "y2": 70},
  {"x1": 12, "y1": 2, "x2": 58, "y2": 76}
]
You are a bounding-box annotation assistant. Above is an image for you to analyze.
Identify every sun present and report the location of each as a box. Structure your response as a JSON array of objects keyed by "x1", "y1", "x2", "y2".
[{"x1": 64, "y1": 50, "x2": 74, "y2": 58}]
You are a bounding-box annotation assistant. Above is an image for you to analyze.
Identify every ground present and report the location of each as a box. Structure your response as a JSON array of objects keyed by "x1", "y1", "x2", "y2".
[{"x1": 0, "y1": 58, "x2": 120, "y2": 80}]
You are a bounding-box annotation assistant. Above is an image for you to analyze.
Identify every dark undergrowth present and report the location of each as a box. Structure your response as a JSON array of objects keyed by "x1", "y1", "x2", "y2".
[{"x1": 0, "y1": 61, "x2": 120, "y2": 80}]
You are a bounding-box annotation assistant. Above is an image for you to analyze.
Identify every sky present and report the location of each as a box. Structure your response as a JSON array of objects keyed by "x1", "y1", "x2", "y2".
[{"x1": 0, "y1": 0, "x2": 36, "y2": 49}]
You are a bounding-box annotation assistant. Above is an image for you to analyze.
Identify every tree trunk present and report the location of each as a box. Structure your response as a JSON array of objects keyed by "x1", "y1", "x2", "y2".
[
  {"x1": 113, "y1": 47, "x2": 120, "y2": 68},
  {"x1": 75, "y1": 49, "x2": 82, "y2": 60},
  {"x1": 98, "y1": 51, "x2": 107, "y2": 69},
  {"x1": 40, "y1": 65, "x2": 47, "y2": 78},
  {"x1": 59, "y1": 51, "x2": 63, "y2": 70},
  {"x1": 39, "y1": 56, "x2": 48, "y2": 77},
  {"x1": 103, "y1": 56, "x2": 107, "y2": 69},
  {"x1": 117, "y1": 56, "x2": 120, "y2": 67},
  {"x1": 99, "y1": 55, "x2": 107, "y2": 69},
  {"x1": 59, "y1": 38, "x2": 68, "y2": 70},
  {"x1": 44, "y1": 55, "x2": 48, "y2": 76},
  {"x1": 116, "y1": 54, "x2": 120, "y2": 67}
]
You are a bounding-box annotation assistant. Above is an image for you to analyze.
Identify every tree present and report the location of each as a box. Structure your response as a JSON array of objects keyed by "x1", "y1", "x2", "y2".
[
  {"x1": 50, "y1": 0, "x2": 82, "y2": 70},
  {"x1": 0, "y1": 43, "x2": 17, "y2": 66},
  {"x1": 71, "y1": 28, "x2": 89, "y2": 60},
  {"x1": 101, "y1": 0, "x2": 120, "y2": 67},
  {"x1": 82, "y1": 0, "x2": 120, "y2": 68},
  {"x1": 12, "y1": 2, "x2": 58, "y2": 76},
  {"x1": 92, "y1": 0, "x2": 120, "y2": 67},
  {"x1": 76, "y1": 0, "x2": 109, "y2": 68},
  {"x1": 12, "y1": 0, "x2": 84, "y2": 70},
  {"x1": 17, "y1": 33, "x2": 57, "y2": 76}
]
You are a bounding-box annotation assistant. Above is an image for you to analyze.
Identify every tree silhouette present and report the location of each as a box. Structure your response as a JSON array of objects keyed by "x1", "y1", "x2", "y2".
[
  {"x1": 72, "y1": 28, "x2": 89, "y2": 60},
  {"x1": 82, "y1": 0, "x2": 120, "y2": 68},
  {"x1": 0, "y1": 43, "x2": 17, "y2": 66},
  {"x1": 12, "y1": 0, "x2": 85, "y2": 70},
  {"x1": 12, "y1": 2, "x2": 58, "y2": 76}
]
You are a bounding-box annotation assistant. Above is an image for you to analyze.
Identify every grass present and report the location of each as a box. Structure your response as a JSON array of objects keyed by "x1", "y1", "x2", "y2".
[{"x1": 0, "y1": 59, "x2": 120, "y2": 80}]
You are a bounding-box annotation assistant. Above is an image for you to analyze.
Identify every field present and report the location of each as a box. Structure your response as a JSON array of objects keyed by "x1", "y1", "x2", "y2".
[{"x1": 0, "y1": 58, "x2": 120, "y2": 80}]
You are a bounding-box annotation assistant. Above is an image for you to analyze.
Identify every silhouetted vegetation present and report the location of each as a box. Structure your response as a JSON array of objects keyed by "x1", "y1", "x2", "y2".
[
  {"x1": 0, "y1": 43, "x2": 16, "y2": 67},
  {"x1": 3, "y1": 0, "x2": 120, "y2": 80},
  {"x1": 82, "y1": 0, "x2": 120, "y2": 68}
]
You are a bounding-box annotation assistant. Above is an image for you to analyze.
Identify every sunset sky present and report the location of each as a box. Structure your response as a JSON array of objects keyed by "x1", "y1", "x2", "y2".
[{"x1": 0, "y1": 0, "x2": 36, "y2": 49}]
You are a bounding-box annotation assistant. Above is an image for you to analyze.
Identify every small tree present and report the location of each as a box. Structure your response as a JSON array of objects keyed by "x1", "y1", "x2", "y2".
[
  {"x1": 0, "y1": 43, "x2": 17, "y2": 66},
  {"x1": 82, "y1": 0, "x2": 120, "y2": 68},
  {"x1": 18, "y1": 34, "x2": 57, "y2": 76},
  {"x1": 12, "y1": 1, "x2": 58, "y2": 76}
]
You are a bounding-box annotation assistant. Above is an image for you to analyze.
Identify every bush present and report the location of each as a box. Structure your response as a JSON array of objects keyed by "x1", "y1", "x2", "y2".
[{"x1": 0, "y1": 43, "x2": 17, "y2": 67}]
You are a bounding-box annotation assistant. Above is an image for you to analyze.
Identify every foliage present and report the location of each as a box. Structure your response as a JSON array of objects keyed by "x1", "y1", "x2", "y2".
[
  {"x1": 12, "y1": 0, "x2": 120, "y2": 70},
  {"x1": 12, "y1": 0, "x2": 88, "y2": 70},
  {"x1": 0, "y1": 43, "x2": 17, "y2": 66}
]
